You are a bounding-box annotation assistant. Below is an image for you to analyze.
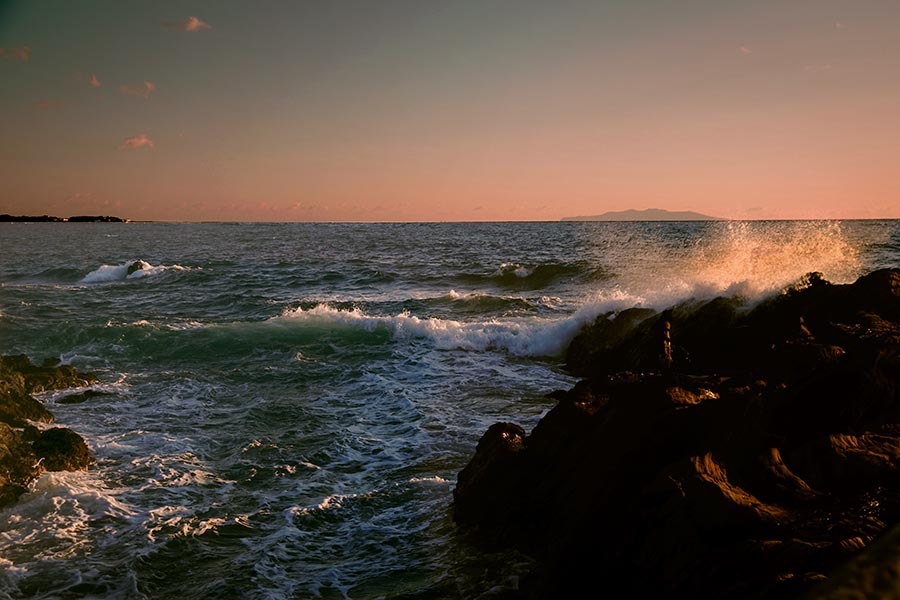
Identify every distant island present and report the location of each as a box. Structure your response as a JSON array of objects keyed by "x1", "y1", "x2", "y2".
[
  {"x1": 0, "y1": 214, "x2": 126, "y2": 223},
  {"x1": 561, "y1": 208, "x2": 721, "y2": 222}
]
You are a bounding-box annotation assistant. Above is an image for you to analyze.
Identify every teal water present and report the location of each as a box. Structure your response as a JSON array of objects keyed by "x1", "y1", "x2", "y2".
[{"x1": 0, "y1": 221, "x2": 897, "y2": 599}]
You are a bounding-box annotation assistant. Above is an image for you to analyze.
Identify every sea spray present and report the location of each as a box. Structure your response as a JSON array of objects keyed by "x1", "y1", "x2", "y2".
[
  {"x1": 610, "y1": 220, "x2": 861, "y2": 303},
  {"x1": 0, "y1": 220, "x2": 895, "y2": 599}
]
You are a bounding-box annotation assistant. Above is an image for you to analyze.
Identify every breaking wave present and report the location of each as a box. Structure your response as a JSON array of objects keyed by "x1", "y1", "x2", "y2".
[
  {"x1": 455, "y1": 260, "x2": 609, "y2": 290},
  {"x1": 80, "y1": 260, "x2": 190, "y2": 284},
  {"x1": 276, "y1": 290, "x2": 641, "y2": 356},
  {"x1": 616, "y1": 220, "x2": 862, "y2": 301}
]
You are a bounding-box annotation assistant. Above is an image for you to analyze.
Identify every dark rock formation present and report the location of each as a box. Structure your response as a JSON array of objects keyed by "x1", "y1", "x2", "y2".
[
  {"x1": 0, "y1": 214, "x2": 125, "y2": 222},
  {"x1": 0, "y1": 355, "x2": 95, "y2": 507},
  {"x1": 66, "y1": 215, "x2": 125, "y2": 222},
  {"x1": 57, "y1": 389, "x2": 110, "y2": 405},
  {"x1": 0, "y1": 214, "x2": 64, "y2": 222},
  {"x1": 32, "y1": 428, "x2": 92, "y2": 471},
  {"x1": 455, "y1": 269, "x2": 900, "y2": 599},
  {"x1": 127, "y1": 260, "x2": 148, "y2": 275}
]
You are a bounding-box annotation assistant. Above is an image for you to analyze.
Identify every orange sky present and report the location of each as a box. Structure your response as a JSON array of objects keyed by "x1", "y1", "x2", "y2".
[{"x1": 1, "y1": 1, "x2": 898, "y2": 221}]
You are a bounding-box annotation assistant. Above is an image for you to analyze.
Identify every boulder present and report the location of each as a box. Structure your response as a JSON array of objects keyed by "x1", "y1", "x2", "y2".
[
  {"x1": 0, "y1": 355, "x2": 96, "y2": 507},
  {"x1": 32, "y1": 428, "x2": 92, "y2": 471},
  {"x1": 456, "y1": 269, "x2": 900, "y2": 598}
]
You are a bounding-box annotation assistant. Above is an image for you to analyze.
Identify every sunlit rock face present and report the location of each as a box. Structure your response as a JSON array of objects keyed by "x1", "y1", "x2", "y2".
[{"x1": 455, "y1": 268, "x2": 900, "y2": 599}]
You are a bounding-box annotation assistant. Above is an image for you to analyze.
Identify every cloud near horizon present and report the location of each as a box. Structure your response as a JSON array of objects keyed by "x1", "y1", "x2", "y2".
[
  {"x1": 89, "y1": 73, "x2": 101, "y2": 88},
  {"x1": 0, "y1": 46, "x2": 31, "y2": 62},
  {"x1": 162, "y1": 16, "x2": 211, "y2": 32},
  {"x1": 120, "y1": 133, "x2": 155, "y2": 150},
  {"x1": 119, "y1": 81, "x2": 156, "y2": 98}
]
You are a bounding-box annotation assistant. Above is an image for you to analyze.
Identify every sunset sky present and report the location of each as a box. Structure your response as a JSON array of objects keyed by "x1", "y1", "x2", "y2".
[{"x1": 1, "y1": 0, "x2": 898, "y2": 221}]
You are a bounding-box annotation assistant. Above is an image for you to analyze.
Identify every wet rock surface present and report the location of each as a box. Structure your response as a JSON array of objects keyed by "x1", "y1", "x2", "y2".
[
  {"x1": 455, "y1": 269, "x2": 900, "y2": 599},
  {"x1": 0, "y1": 355, "x2": 95, "y2": 507}
]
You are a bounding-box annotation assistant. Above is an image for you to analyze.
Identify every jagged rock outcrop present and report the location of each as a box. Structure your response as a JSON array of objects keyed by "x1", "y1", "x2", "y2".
[
  {"x1": 0, "y1": 355, "x2": 96, "y2": 507},
  {"x1": 455, "y1": 269, "x2": 900, "y2": 599}
]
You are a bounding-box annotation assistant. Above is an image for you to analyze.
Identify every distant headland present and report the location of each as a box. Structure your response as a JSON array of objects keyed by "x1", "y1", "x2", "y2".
[
  {"x1": 0, "y1": 214, "x2": 127, "y2": 223},
  {"x1": 561, "y1": 208, "x2": 721, "y2": 222}
]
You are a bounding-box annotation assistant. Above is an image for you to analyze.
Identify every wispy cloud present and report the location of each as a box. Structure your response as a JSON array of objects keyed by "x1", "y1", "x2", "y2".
[
  {"x1": 162, "y1": 16, "x2": 211, "y2": 32},
  {"x1": 0, "y1": 46, "x2": 31, "y2": 62},
  {"x1": 120, "y1": 133, "x2": 155, "y2": 150},
  {"x1": 119, "y1": 81, "x2": 156, "y2": 99},
  {"x1": 89, "y1": 73, "x2": 101, "y2": 88},
  {"x1": 740, "y1": 46, "x2": 753, "y2": 56}
]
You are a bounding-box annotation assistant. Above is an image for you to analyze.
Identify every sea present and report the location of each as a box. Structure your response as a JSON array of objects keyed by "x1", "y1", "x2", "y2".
[{"x1": 0, "y1": 220, "x2": 898, "y2": 599}]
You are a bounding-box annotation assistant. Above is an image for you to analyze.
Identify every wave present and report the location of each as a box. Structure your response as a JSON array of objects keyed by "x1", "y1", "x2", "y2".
[
  {"x1": 418, "y1": 290, "x2": 563, "y2": 314},
  {"x1": 0, "y1": 471, "x2": 137, "y2": 592},
  {"x1": 80, "y1": 260, "x2": 190, "y2": 284},
  {"x1": 275, "y1": 290, "x2": 642, "y2": 356},
  {"x1": 455, "y1": 260, "x2": 608, "y2": 290}
]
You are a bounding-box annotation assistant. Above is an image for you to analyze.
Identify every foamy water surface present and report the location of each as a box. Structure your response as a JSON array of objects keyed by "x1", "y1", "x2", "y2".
[{"x1": 0, "y1": 220, "x2": 896, "y2": 599}]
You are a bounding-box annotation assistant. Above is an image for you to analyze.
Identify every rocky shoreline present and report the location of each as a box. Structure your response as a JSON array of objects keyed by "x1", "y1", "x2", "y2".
[
  {"x1": 454, "y1": 269, "x2": 900, "y2": 598},
  {"x1": 0, "y1": 355, "x2": 96, "y2": 507}
]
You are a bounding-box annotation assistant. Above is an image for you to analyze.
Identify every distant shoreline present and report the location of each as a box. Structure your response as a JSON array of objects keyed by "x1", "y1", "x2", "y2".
[
  {"x1": 0, "y1": 214, "x2": 127, "y2": 223},
  {"x1": 561, "y1": 208, "x2": 721, "y2": 221}
]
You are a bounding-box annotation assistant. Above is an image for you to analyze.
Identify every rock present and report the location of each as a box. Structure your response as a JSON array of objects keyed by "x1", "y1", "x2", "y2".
[
  {"x1": 0, "y1": 354, "x2": 97, "y2": 394},
  {"x1": 32, "y1": 428, "x2": 92, "y2": 471},
  {"x1": 453, "y1": 422, "x2": 526, "y2": 535},
  {"x1": 0, "y1": 355, "x2": 97, "y2": 425},
  {"x1": 127, "y1": 260, "x2": 148, "y2": 275},
  {"x1": 455, "y1": 269, "x2": 900, "y2": 598},
  {"x1": 0, "y1": 422, "x2": 41, "y2": 508},
  {"x1": 57, "y1": 389, "x2": 110, "y2": 404},
  {"x1": 0, "y1": 355, "x2": 96, "y2": 506},
  {"x1": 565, "y1": 307, "x2": 656, "y2": 375},
  {"x1": 0, "y1": 389, "x2": 53, "y2": 426},
  {"x1": 811, "y1": 523, "x2": 900, "y2": 599}
]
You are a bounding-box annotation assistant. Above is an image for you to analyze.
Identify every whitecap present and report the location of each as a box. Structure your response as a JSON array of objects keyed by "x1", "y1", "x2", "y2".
[
  {"x1": 275, "y1": 288, "x2": 643, "y2": 356},
  {"x1": 79, "y1": 260, "x2": 190, "y2": 284},
  {"x1": 409, "y1": 476, "x2": 450, "y2": 485}
]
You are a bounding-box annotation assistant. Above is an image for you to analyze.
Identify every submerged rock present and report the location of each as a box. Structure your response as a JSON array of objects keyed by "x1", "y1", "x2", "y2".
[
  {"x1": 455, "y1": 268, "x2": 900, "y2": 599},
  {"x1": 126, "y1": 260, "x2": 148, "y2": 275},
  {"x1": 57, "y1": 389, "x2": 111, "y2": 405}
]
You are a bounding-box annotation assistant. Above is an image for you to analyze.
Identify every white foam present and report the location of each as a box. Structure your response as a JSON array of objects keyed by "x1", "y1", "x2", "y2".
[
  {"x1": 408, "y1": 476, "x2": 450, "y2": 485},
  {"x1": 276, "y1": 288, "x2": 642, "y2": 356},
  {"x1": 122, "y1": 318, "x2": 205, "y2": 331},
  {"x1": 0, "y1": 471, "x2": 137, "y2": 566},
  {"x1": 494, "y1": 262, "x2": 533, "y2": 278},
  {"x1": 80, "y1": 260, "x2": 189, "y2": 284},
  {"x1": 144, "y1": 506, "x2": 226, "y2": 541}
]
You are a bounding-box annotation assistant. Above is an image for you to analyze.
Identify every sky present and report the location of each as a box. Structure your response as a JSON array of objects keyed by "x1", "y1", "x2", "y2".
[{"x1": 1, "y1": 0, "x2": 898, "y2": 222}]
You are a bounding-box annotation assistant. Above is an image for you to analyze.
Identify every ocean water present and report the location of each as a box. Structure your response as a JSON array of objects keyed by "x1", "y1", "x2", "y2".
[{"x1": 0, "y1": 220, "x2": 897, "y2": 599}]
